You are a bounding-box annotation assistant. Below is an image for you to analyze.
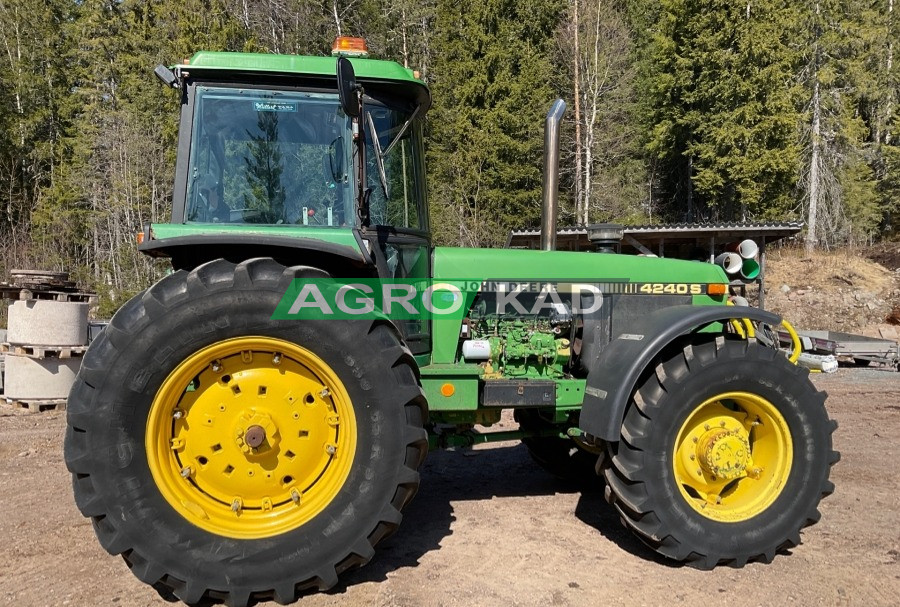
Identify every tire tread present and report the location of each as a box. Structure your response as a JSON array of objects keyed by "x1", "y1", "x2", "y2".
[
  {"x1": 65, "y1": 259, "x2": 428, "y2": 605},
  {"x1": 602, "y1": 337, "x2": 838, "y2": 568}
]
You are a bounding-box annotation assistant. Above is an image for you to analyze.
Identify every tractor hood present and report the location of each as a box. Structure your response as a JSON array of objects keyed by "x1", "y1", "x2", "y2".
[{"x1": 432, "y1": 246, "x2": 730, "y2": 286}]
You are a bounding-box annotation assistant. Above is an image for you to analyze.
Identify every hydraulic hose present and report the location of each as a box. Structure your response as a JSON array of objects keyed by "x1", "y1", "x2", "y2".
[{"x1": 781, "y1": 318, "x2": 803, "y2": 364}]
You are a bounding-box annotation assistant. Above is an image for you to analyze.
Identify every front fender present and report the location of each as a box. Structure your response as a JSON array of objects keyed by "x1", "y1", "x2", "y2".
[{"x1": 578, "y1": 305, "x2": 782, "y2": 442}]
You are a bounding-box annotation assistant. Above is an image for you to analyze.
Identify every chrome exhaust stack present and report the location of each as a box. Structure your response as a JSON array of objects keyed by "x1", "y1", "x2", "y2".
[{"x1": 540, "y1": 99, "x2": 566, "y2": 251}]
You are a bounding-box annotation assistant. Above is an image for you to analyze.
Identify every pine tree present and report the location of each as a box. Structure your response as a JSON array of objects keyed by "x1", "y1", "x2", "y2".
[
  {"x1": 244, "y1": 112, "x2": 287, "y2": 222},
  {"x1": 0, "y1": 0, "x2": 72, "y2": 272},
  {"x1": 428, "y1": 0, "x2": 565, "y2": 246},
  {"x1": 637, "y1": 0, "x2": 803, "y2": 222}
]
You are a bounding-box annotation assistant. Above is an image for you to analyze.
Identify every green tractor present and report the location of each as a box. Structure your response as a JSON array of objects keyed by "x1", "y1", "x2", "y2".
[{"x1": 65, "y1": 39, "x2": 838, "y2": 606}]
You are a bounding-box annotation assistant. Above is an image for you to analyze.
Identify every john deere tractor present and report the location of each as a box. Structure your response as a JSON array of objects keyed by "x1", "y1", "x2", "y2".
[{"x1": 65, "y1": 38, "x2": 838, "y2": 607}]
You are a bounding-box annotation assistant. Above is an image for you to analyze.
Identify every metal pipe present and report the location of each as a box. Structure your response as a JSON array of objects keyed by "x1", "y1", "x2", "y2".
[
  {"x1": 715, "y1": 252, "x2": 743, "y2": 275},
  {"x1": 725, "y1": 239, "x2": 759, "y2": 260},
  {"x1": 541, "y1": 98, "x2": 566, "y2": 251}
]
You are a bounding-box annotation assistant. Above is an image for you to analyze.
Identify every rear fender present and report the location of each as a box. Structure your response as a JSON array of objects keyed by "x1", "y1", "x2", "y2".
[
  {"x1": 139, "y1": 233, "x2": 374, "y2": 276},
  {"x1": 578, "y1": 305, "x2": 782, "y2": 442}
]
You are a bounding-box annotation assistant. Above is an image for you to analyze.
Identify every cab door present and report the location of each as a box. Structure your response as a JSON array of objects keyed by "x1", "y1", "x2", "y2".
[{"x1": 363, "y1": 106, "x2": 431, "y2": 355}]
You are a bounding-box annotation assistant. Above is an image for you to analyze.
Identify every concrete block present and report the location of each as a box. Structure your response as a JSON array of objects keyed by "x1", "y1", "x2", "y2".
[
  {"x1": 3, "y1": 354, "x2": 79, "y2": 400},
  {"x1": 7, "y1": 300, "x2": 89, "y2": 346}
]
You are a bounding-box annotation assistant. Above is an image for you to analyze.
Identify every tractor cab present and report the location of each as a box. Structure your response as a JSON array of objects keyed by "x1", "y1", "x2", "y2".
[{"x1": 141, "y1": 41, "x2": 431, "y2": 279}]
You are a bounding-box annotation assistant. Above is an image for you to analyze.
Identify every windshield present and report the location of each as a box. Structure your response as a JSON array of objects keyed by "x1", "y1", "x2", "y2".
[{"x1": 187, "y1": 87, "x2": 354, "y2": 226}]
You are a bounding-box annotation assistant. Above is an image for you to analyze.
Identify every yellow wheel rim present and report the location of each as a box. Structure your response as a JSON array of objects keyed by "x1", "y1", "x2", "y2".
[
  {"x1": 673, "y1": 391, "x2": 792, "y2": 522},
  {"x1": 146, "y1": 337, "x2": 357, "y2": 539}
]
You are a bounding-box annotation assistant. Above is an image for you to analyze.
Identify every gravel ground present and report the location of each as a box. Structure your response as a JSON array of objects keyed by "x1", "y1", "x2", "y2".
[{"x1": 1, "y1": 368, "x2": 899, "y2": 607}]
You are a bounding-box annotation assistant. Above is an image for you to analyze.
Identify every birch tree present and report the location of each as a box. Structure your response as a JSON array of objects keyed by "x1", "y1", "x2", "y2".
[{"x1": 559, "y1": 0, "x2": 642, "y2": 226}]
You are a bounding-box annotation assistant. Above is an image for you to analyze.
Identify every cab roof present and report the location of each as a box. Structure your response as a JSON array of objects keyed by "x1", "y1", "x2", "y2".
[{"x1": 178, "y1": 51, "x2": 431, "y2": 110}]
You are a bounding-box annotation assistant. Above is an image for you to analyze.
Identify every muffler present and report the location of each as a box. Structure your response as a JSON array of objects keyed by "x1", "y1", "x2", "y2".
[{"x1": 540, "y1": 99, "x2": 566, "y2": 251}]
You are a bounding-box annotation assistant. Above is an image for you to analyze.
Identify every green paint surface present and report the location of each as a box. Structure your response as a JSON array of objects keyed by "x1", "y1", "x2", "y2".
[
  {"x1": 150, "y1": 222, "x2": 363, "y2": 251},
  {"x1": 429, "y1": 246, "x2": 728, "y2": 363},
  {"x1": 182, "y1": 52, "x2": 426, "y2": 86}
]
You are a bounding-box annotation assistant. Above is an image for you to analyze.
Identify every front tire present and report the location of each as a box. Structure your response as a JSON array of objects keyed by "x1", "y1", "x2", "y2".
[
  {"x1": 65, "y1": 258, "x2": 428, "y2": 606},
  {"x1": 602, "y1": 337, "x2": 838, "y2": 568}
]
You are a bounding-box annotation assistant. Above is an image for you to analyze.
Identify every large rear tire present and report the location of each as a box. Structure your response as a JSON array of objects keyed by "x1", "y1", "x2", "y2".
[
  {"x1": 65, "y1": 258, "x2": 428, "y2": 606},
  {"x1": 602, "y1": 337, "x2": 838, "y2": 568}
]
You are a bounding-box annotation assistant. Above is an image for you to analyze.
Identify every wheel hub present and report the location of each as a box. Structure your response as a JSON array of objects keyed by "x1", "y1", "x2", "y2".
[
  {"x1": 181, "y1": 364, "x2": 337, "y2": 510},
  {"x1": 697, "y1": 429, "x2": 751, "y2": 480},
  {"x1": 673, "y1": 392, "x2": 793, "y2": 522},
  {"x1": 244, "y1": 425, "x2": 267, "y2": 449},
  {"x1": 234, "y1": 413, "x2": 280, "y2": 454}
]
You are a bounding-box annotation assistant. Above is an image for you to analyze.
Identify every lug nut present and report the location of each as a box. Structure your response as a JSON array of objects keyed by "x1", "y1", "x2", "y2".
[
  {"x1": 319, "y1": 388, "x2": 331, "y2": 398},
  {"x1": 173, "y1": 409, "x2": 184, "y2": 420},
  {"x1": 291, "y1": 489, "x2": 301, "y2": 504},
  {"x1": 211, "y1": 361, "x2": 222, "y2": 373},
  {"x1": 180, "y1": 466, "x2": 192, "y2": 478},
  {"x1": 325, "y1": 444, "x2": 337, "y2": 455},
  {"x1": 272, "y1": 353, "x2": 282, "y2": 365},
  {"x1": 231, "y1": 498, "x2": 242, "y2": 513}
]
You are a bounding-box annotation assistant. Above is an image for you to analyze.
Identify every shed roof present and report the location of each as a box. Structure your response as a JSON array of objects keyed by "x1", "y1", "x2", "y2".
[{"x1": 506, "y1": 221, "x2": 803, "y2": 249}]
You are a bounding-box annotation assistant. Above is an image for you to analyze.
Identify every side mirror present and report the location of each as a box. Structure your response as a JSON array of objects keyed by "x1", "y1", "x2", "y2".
[
  {"x1": 154, "y1": 64, "x2": 179, "y2": 88},
  {"x1": 337, "y1": 57, "x2": 360, "y2": 117}
]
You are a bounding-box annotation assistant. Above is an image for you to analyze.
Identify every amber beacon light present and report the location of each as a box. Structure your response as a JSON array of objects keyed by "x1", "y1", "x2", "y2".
[{"x1": 331, "y1": 37, "x2": 369, "y2": 57}]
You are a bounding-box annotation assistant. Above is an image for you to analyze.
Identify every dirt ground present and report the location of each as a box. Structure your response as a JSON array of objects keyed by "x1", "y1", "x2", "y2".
[{"x1": 0, "y1": 368, "x2": 898, "y2": 607}]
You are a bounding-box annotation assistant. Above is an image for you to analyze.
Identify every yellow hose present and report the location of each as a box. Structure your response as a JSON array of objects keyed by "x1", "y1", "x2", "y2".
[
  {"x1": 781, "y1": 319, "x2": 802, "y2": 364},
  {"x1": 726, "y1": 300, "x2": 752, "y2": 339},
  {"x1": 742, "y1": 318, "x2": 756, "y2": 339},
  {"x1": 726, "y1": 301, "x2": 801, "y2": 364},
  {"x1": 725, "y1": 301, "x2": 799, "y2": 365}
]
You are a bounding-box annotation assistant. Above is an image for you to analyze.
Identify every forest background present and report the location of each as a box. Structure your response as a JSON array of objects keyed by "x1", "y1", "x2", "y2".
[{"x1": 1, "y1": 0, "x2": 898, "y2": 314}]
